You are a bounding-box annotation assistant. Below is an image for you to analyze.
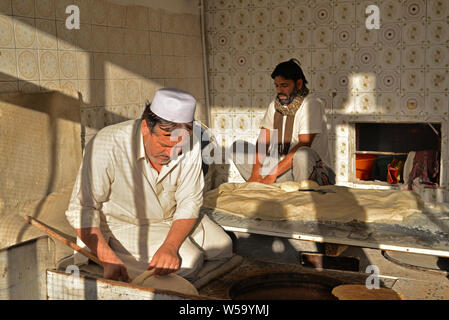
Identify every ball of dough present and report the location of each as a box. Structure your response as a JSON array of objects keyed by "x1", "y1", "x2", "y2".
[
  {"x1": 279, "y1": 180, "x2": 320, "y2": 192},
  {"x1": 279, "y1": 181, "x2": 301, "y2": 192},
  {"x1": 131, "y1": 270, "x2": 199, "y2": 296},
  {"x1": 299, "y1": 180, "x2": 320, "y2": 189}
]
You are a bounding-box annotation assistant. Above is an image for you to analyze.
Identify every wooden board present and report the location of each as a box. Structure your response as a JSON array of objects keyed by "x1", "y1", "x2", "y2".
[
  {"x1": 203, "y1": 208, "x2": 449, "y2": 258},
  {"x1": 46, "y1": 270, "x2": 214, "y2": 300}
]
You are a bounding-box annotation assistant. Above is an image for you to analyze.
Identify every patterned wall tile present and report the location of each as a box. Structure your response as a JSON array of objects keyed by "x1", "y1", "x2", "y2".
[
  {"x1": 16, "y1": 48, "x2": 38, "y2": 80},
  {"x1": 333, "y1": 91, "x2": 355, "y2": 114},
  {"x1": 402, "y1": 45, "x2": 425, "y2": 68},
  {"x1": 380, "y1": 0, "x2": 403, "y2": 23},
  {"x1": 35, "y1": 0, "x2": 54, "y2": 19},
  {"x1": 12, "y1": 0, "x2": 35, "y2": 18},
  {"x1": 377, "y1": 46, "x2": 401, "y2": 69},
  {"x1": 0, "y1": 15, "x2": 15, "y2": 48},
  {"x1": 426, "y1": 45, "x2": 449, "y2": 68},
  {"x1": 402, "y1": 21, "x2": 426, "y2": 45},
  {"x1": 14, "y1": 17, "x2": 37, "y2": 49},
  {"x1": 250, "y1": 51, "x2": 272, "y2": 72},
  {"x1": 427, "y1": 0, "x2": 449, "y2": 20},
  {"x1": 427, "y1": 20, "x2": 449, "y2": 45},
  {"x1": 377, "y1": 70, "x2": 401, "y2": 92},
  {"x1": 334, "y1": 1, "x2": 355, "y2": 25},
  {"x1": 38, "y1": 49, "x2": 58, "y2": 80},
  {"x1": 58, "y1": 50, "x2": 77, "y2": 80},
  {"x1": 426, "y1": 69, "x2": 449, "y2": 92},
  {"x1": 312, "y1": 25, "x2": 333, "y2": 48},
  {"x1": 335, "y1": 24, "x2": 356, "y2": 48},
  {"x1": 0, "y1": 0, "x2": 12, "y2": 15},
  {"x1": 401, "y1": 92, "x2": 425, "y2": 115},
  {"x1": 356, "y1": 24, "x2": 379, "y2": 47},
  {"x1": 403, "y1": 0, "x2": 427, "y2": 21},
  {"x1": 334, "y1": 47, "x2": 356, "y2": 70},
  {"x1": 355, "y1": 92, "x2": 379, "y2": 114},
  {"x1": 35, "y1": 19, "x2": 56, "y2": 49},
  {"x1": 311, "y1": 48, "x2": 333, "y2": 70},
  {"x1": 425, "y1": 93, "x2": 449, "y2": 115},
  {"x1": 379, "y1": 92, "x2": 401, "y2": 115}
]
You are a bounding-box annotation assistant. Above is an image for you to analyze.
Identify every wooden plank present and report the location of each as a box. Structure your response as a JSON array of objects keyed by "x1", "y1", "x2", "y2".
[
  {"x1": 46, "y1": 270, "x2": 216, "y2": 300},
  {"x1": 0, "y1": 236, "x2": 55, "y2": 299}
]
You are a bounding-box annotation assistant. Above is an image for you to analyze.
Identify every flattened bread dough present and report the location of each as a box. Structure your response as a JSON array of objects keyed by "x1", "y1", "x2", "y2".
[
  {"x1": 332, "y1": 284, "x2": 405, "y2": 300},
  {"x1": 203, "y1": 181, "x2": 424, "y2": 223},
  {"x1": 131, "y1": 270, "x2": 199, "y2": 296}
]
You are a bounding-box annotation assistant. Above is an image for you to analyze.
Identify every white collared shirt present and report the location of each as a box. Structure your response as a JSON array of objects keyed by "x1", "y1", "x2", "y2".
[
  {"x1": 261, "y1": 94, "x2": 331, "y2": 167},
  {"x1": 65, "y1": 119, "x2": 204, "y2": 238}
]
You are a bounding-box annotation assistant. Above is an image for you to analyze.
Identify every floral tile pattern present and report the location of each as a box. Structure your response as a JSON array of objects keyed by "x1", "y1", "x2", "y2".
[{"x1": 205, "y1": 0, "x2": 449, "y2": 199}]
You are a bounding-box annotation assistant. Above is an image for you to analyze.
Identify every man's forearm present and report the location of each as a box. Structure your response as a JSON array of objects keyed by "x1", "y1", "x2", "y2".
[
  {"x1": 75, "y1": 227, "x2": 118, "y2": 264},
  {"x1": 250, "y1": 128, "x2": 271, "y2": 178},
  {"x1": 271, "y1": 141, "x2": 308, "y2": 177},
  {"x1": 163, "y1": 218, "x2": 198, "y2": 251}
]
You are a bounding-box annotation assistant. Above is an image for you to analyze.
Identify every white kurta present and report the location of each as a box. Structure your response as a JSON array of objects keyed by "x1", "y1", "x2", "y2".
[
  {"x1": 261, "y1": 94, "x2": 332, "y2": 167},
  {"x1": 65, "y1": 120, "x2": 232, "y2": 279}
]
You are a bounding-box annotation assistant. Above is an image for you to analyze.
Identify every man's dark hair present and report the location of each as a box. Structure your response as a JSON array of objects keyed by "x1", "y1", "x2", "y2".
[
  {"x1": 141, "y1": 102, "x2": 193, "y2": 134},
  {"x1": 271, "y1": 58, "x2": 309, "y2": 97}
]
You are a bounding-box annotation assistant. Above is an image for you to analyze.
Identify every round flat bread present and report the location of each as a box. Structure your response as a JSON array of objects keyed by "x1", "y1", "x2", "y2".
[
  {"x1": 131, "y1": 270, "x2": 199, "y2": 296},
  {"x1": 332, "y1": 284, "x2": 405, "y2": 300}
]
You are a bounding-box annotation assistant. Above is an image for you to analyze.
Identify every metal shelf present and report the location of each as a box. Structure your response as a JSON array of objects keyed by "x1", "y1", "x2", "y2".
[{"x1": 355, "y1": 151, "x2": 408, "y2": 156}]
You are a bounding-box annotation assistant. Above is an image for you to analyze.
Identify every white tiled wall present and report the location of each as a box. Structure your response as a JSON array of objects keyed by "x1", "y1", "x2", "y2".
[
  {"x1": 205, "y1": 0, "x2": 449, "y2": 199},
  {"x1": 0, "y1": 0, "x2": 207, "y2": 144}
]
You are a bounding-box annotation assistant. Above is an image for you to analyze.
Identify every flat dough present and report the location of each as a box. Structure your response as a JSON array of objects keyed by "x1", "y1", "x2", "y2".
[
  {"x1": 279, "y1": 180, "x2": 320, "y2": 192},
  {"x1": 131, "y1": 270, "x2": 199, "y2": 296},
  {"x1": 203, "y1": 182, "x2": 424, "y2": 223},
  {"x1": 332, "y1": 284, "x2": 405, "y2": 300}
]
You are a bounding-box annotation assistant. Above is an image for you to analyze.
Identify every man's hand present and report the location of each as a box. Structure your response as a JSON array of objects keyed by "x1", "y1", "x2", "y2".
[
  {"x1": 75, "y1": 227, "x2": 132, "y2": 283},
  {"x1": 261, "y1": 173, "x2": 277, "y2": 184},
  {"x1": 102, "y1": 257, "x2": 132, "y2": 283},
  {"x1": 148, "y1": 243, "x2": 180, "y2": 276},
  {"x1": 248, "y1": 174, "x2": 263, "y2": 183}
]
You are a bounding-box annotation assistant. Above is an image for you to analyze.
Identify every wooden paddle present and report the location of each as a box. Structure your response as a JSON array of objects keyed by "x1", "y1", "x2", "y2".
[{"x1": 23, "y1": 215, "x2": 103, "y2": 266}]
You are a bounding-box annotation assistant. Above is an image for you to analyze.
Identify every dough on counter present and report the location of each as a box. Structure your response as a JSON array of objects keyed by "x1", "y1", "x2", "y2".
[
  {"x1": 332, "y1": 284, "x2": 405, "y2": 300},
  {"x1": 203, "y1": 182, "x2": 424, "y2": 223},
  {"x1": 279, "y1": 180, "x2": 320, "y2": 192},
  {"x1": 131, "y1": 270, "x2": 199, "y2": 296}
]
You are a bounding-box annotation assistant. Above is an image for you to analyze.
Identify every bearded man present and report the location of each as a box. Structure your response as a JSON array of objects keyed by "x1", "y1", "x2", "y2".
[{"x1": 232, "y1": 58, "x2": 335, "y2": 185}]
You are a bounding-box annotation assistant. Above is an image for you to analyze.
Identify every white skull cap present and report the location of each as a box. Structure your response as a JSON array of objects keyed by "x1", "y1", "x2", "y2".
[{"x1": 150, "y1": 88, "x2": 196, "y2": 123}]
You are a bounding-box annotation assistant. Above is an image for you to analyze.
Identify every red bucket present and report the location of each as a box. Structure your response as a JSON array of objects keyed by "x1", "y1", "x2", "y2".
[{"x1": 356, "y1": 154, "x2": 377, "y2": 180}]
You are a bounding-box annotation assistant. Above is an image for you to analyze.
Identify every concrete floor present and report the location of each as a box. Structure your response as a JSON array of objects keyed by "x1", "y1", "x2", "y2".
[{"x1": 230, "y1": 231, "x2": 449, "y2": 300}]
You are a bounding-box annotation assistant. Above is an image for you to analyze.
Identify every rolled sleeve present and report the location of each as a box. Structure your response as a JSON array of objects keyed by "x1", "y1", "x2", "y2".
[
  {"x1": 172, "y1": 140, "x2": 204, "y2": 221},
  {"x1": 298, "y1": 98, "x2": 323, "y2": 135},
  {"x1": 65, "y1": 132, "x2": 115, "y2": 229},
  {"x1": 260, "y1": 101, "x2": 275, "y2": 130}
]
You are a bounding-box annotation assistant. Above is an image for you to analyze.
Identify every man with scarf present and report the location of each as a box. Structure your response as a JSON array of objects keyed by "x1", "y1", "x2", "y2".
[{"x1": 232, "y1": 58, "x2": 335, "y2": 185}]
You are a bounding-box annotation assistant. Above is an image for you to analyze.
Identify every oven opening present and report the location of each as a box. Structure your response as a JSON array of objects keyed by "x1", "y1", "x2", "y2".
[{"x1": 354, "y1": 123, "x2": 441, "y2": 186}]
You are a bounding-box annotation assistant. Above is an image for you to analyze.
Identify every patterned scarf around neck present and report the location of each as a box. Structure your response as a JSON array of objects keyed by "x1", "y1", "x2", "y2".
[{"x1": 273, "y1": 95, "x2": 304, "y2": 156}]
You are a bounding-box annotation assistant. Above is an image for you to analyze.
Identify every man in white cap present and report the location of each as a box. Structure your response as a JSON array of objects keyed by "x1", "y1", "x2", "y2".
[{"x1": 65, "y1": 88, "x2": 233, "y2": 282}]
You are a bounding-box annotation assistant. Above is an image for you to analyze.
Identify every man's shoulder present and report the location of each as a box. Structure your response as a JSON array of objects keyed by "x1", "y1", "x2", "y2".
[{"x1": 299, "y1": 94, "x2": 325, "y2": 113}]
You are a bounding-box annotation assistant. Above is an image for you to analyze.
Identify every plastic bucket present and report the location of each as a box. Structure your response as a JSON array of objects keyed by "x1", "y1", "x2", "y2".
[{"x1": 356, "y1": 154, "x2": 377, "y2": 180}]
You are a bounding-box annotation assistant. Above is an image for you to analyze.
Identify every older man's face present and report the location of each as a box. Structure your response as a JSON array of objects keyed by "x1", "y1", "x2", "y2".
[
  {"x1": 274, "y1": 76, "x2": 303, "y2": 105},
  {"x1": 143, "y1": 122, "x2": 190, "y2": 165}
]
